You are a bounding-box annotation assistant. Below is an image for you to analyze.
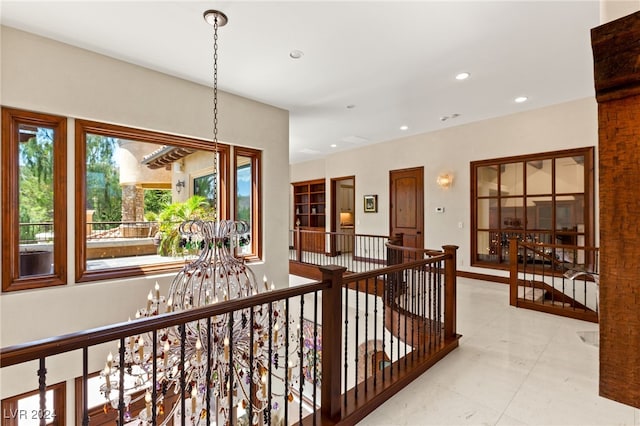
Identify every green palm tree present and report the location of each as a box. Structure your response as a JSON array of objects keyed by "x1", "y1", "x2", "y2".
[{"x1": 157, "y1": 195, "x2": 214, "y2": 257}]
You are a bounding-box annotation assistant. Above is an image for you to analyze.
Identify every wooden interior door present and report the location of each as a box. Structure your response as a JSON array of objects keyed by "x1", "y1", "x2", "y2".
[{"x1": 390, "y1": 167, "x2": 424, "y2": 250}]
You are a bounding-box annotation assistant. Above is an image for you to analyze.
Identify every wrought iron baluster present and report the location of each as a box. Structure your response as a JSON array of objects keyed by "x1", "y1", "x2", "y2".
[
  {"x1": 119, "y1": 337, "x2": 125, "y2": 426},
  {"x1": 180, "y1": 324, "x2": 186, "y2": 426},
  {"x1": 228, "y1": 312, "x2": 234, "y2": 425},
  {"x1": 152, "y1": 330, "x2": 158, "y2": 425},
  {"x1": 437, "y1": 262, "x2": 442, "y2": 343},
  {"x1": 82, "y1": 347, "x2": 89, "y2": 426},
  {"x1": 249, "y1": 306, "x2": 254, "y2": 425},
  {"x1": 206, "y1": 316, "x2": 212, "y2": 425},
  {"x1": 268, "y1": 303, "x2": 273, "y2": 425},
  {"x1": 313, "y1": 290, "x2": 319, "y2": 426},
  {"x1": 374, "y1": 275, "x2": 379, "y2": 386},
  {"x1": 299, "y1": 295, "x2": 304, "y2": 423},
  {"x1": 382, "y1": 272, "x2": 387, "y2": 383},
  {"x1": 284, "y1": 299, "x2": 289, "y2": 426},
  {"x1": 389, "y1": 270, "x2": 394, "y2": 379},
  {"x1": 364, "y1": 276, "x2": 369, "y2": 392},
  {"x1": 344, "y1": 277, "x2": 349, "y2": 406},
  {"x1": 37, "y1": 358, "x2": 46, "y2": 426},
  {"x1": 355, "y1": 277, "x2": 359, "y2": 399}
]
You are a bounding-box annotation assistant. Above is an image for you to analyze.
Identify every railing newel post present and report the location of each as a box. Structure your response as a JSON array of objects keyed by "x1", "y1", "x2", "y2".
[
  {"x1": 442, "y1": 245, "x2": 458, "y2": 339},
  {"x1": 319, "y1": 265, "x2": 346, "y2": 422}
]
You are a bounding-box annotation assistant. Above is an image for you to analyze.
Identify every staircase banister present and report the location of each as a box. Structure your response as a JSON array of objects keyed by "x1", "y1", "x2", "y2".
[
  {"x1": 0, "y1": 280, "x2": 329, "y2": 368},
  {"x1": 342, "y1": 255, "x2": 447, "y2": 284},
  {"x1": 385, "y1": 242, "x2": 444, "y2": 257}
]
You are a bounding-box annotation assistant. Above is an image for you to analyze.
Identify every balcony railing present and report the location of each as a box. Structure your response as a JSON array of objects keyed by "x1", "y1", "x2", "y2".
[
  {"x1": 18, "y1": 222, "x2": 54, "y2": 245},
  {"x1": 19, "y1": 221, "x2": 164, "y2": 245},
  {"x1": 1, "y1": 247, "x2": 459, "y2": 425},
  {"x1": 509, "y1": 238, "x2": 599, "y2": 323},
  {"x1": 289, "y1": 229, "x2": 398, "y2": 278}
]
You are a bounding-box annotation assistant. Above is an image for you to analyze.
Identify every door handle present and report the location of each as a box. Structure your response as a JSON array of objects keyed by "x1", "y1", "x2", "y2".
[{"x1": 416, "y1": 231, "x2": 422, "y2": 234}]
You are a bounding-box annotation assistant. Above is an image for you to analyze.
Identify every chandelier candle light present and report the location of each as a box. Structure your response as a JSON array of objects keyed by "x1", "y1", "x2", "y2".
[{"x1": 100, "y1": 10, "x2": 301, "y2": 425}]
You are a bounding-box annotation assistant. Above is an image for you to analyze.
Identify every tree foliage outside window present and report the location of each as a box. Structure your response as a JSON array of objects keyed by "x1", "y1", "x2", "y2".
[
  {"x1": 19, "y1": 128, "x2": 54, "y2": 241},
  {"x1": 157, "y1": 195, "x2": 214, "y2": 257},
  {"x1": 85, "y1": 134, "x2": 122, "y2": 223},
  {"x1": 144, "y1": 189, "x2": 172, "y2": 217}
]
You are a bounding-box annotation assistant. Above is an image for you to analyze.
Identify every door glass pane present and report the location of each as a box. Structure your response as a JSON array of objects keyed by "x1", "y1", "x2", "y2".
[
  {"x1": 85, "y1": 134, "x2": 215, "y2": 270},
  {"x1": 236, "y1": 155, "x2": 252, "y2": 255},
  {"x1": 500, "y1": 162, "x2": 523, "y2": 196},
  {"x1": 476, "y1": 165, "x2": 498, "y2": 197},
  {"x1": 18, "y1": 124, "x2": 54, "y2": 278},
  {"x1": 555, "y1": 156, "x2": 584, "y2": 193},
  {"x1": 526, "y1": 159, "x2": 552, "y2": 194}
]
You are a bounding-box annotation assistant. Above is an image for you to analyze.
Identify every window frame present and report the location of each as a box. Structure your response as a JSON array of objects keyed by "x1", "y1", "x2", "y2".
[
  {"x1": 1, "y1": 381, "x2": 66, "y2": 426},
  {"x1": 75, "y1": 119, "x2": 230, "y2": 282},
  {"x1": 470, "y1": 146, "x2": 595, "y2": 270},
  {"x1": 234, "y1": 147, "x2": 262, "y2": 260},
  {"x1": 1, "y1": 107, "x2": 67, "y2": 292}
]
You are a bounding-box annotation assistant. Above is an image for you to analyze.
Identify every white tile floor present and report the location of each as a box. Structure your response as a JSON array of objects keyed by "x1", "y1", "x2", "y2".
[{"x1": 357, "y1": 278, "x2": 640, "y2": 426}]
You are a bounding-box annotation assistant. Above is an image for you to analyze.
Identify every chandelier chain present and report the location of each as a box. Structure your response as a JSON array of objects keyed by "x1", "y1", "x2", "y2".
[{"x1": 212, "y1": 14, "x2": 219, "y2": 222}]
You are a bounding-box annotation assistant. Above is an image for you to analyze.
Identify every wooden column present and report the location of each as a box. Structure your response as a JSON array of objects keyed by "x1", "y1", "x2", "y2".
[{"x1": 591, "y1": 11, "x2": 640, "y2": 409}]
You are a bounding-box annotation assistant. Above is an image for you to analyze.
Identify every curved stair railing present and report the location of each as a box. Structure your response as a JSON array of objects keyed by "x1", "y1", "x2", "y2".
[{"x1": 509, "y1": 238, "x2": 599, "y2": 322}]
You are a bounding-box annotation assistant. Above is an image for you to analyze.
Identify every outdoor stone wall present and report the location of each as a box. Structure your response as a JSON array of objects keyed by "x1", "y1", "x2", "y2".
[{"x1": 121, "y1": 184, "x2": 145, "y2": 222}]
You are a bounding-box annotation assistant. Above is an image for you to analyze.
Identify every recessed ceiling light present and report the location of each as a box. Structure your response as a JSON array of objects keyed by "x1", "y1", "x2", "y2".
[
  {"x1": 289, "y1": 49, "x2": 304, "y2": 59},
  {"x1": 515, "y1": 96, "x2": 528, "y2": 103},
  {"x1": 330, "y1": 144, "x2": 337, "y2": 148},
  {"x1": 400, "y1": 125, "x2": 409, "y2": 131},
  {"x1": 455, "y1": 72, "x2": 470, "y2": 80}
]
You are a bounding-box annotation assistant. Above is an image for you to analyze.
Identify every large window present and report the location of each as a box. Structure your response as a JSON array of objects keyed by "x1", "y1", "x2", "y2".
[
  {"x1": 75, "y1": 120, "x2": 230, "y2": 282},
  {"x1": 1, "y1": 108, "x2": 67, "y2": 292},
  {"x1": 234, "y1": 147, "x2": 261, "y2": 259},
  {"x1": 471, "y1": 147, "x2": 594, "y2": 269}
]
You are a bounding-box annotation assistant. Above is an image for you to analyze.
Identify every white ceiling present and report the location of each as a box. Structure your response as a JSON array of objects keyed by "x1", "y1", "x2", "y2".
[{"x1": 1, "y1": 1, "x2": 600, "y2": 163}]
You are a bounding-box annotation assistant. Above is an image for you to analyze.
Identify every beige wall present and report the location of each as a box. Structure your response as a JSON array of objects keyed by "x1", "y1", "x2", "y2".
[
  {"x1": 290, "y1": 97, "x2": 598, "y2": 276},
  {"x1": 600, "y1": 0, "x2": 640, "y2": 23},
  {"x1": 0, "y1": 26, "x2": 289, "y2": 402}
]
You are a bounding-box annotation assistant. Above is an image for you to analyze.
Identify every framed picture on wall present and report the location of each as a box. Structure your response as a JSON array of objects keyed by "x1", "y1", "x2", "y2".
[{"x1": 364, "y1": 194, "x2": 378, "y2": 213}]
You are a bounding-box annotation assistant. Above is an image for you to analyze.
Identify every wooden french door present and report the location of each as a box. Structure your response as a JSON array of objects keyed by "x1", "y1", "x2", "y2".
[{"x1": 389, "y1": 167, "x2": 424, "y2": 250}]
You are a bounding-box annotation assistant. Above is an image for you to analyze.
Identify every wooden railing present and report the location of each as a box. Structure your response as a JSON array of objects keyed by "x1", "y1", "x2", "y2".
[
  {"x1": 509, "y1": 238, "x2": 599, "y2": 323},
  {"x1": 334, "y1": 245, "x2": 459, "y2": 424},
  {"x1": 1, "y1": 247, "x2": 459, "y2": 425},
  {"x1": 289, "y1": 229, "x2": 395, "y2": 278}
]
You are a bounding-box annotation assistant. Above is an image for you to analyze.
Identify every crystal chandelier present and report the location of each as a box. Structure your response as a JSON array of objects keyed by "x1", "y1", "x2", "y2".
[{"x1": 100, "y1": 10, "x2": 299, "y2": 425}]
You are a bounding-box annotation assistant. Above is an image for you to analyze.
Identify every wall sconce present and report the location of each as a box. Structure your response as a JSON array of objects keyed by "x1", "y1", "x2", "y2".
[
  {"x1": 175, "y1": 180, "x2": 186, "y2": 193},
  {"x1": 436, "y1": 173, "x2": 453, "y2": 189}
]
